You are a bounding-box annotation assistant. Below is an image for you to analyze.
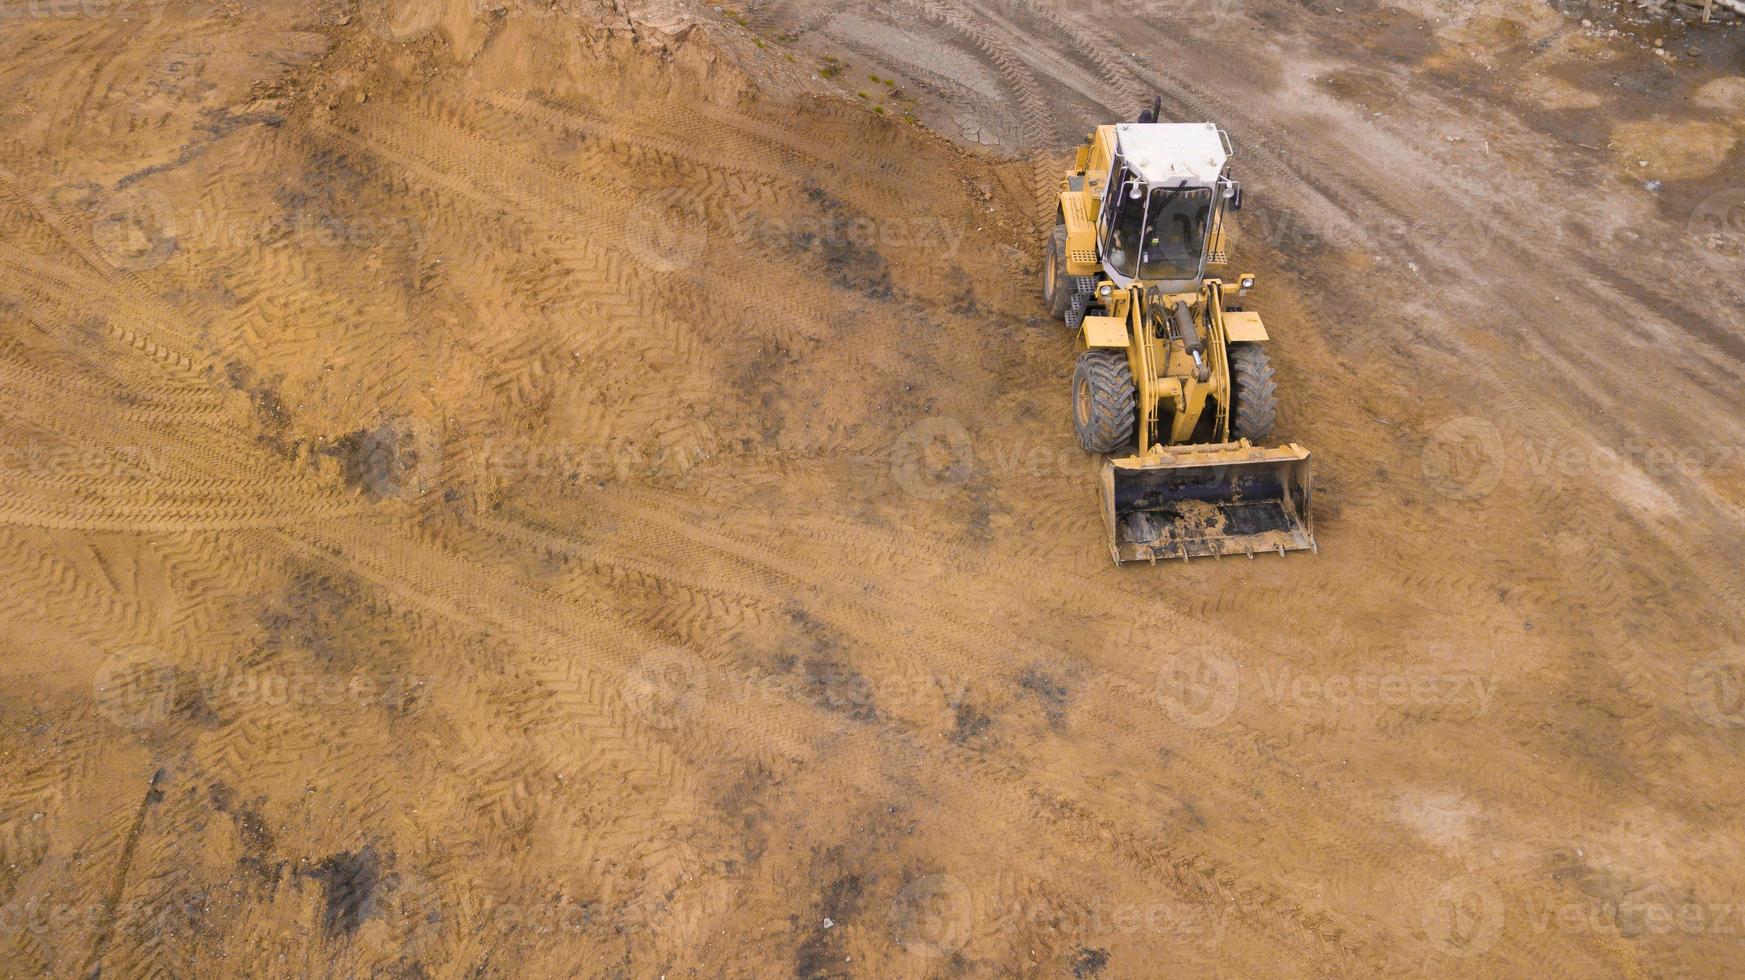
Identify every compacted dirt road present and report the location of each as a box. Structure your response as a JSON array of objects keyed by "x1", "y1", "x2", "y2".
[{"x1": 2, "y1": 0, "x2": 1743, "y2": 975}]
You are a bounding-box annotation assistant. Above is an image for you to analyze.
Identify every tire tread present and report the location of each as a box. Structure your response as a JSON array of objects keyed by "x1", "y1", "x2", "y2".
[
  {"x1": 1073, "y1": 350, "x2": 1136, "y2": 453},
  {"x1": 1229, "y1": 343, "x2": 1278, "y2": 442}
]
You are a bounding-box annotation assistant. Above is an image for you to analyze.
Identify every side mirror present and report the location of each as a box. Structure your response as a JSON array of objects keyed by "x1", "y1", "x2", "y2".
[{"x1": 1228, "y1": 182, "x2": 1243, "y2": 212}]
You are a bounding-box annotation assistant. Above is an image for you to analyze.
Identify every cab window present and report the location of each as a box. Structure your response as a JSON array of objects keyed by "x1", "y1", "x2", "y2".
[
  {"x1": 1138, "y1": 186, "x2": 1213, "y2": 282},
  {"x1": 1104, "y1": 174, "x2": 1146, "y2": 279}
]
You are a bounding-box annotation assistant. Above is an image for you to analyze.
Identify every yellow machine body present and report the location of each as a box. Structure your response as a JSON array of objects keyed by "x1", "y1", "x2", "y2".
[{"x1": 1050, "y1": 119, "x2": 1317, "y2": 563}]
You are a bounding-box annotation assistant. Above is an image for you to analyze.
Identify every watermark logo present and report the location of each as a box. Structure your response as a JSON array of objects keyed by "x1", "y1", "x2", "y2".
[
  {"x1": 725, "y1": 211, "x2": 967, "y2": 259},
  {"x1": 987, "y1": 896, "x2": 1233, "y2": 941},
  {"x1": 1423, "y1": 874, "x2": 1504, "y2": 957},
  {"x1": 623, "y1": 192, "x2": 707, "y2": 273},
  {"x1": 93, "y1": 646, "x2": 178, "y2": 730},
  {"x1": 1524, "y1": 895, "x2": 1745, "y2": 937},
  {"x1": 17, "y1": 0, "x2": 167, "y2": 26},
  {"x1": 982, "y1": 0, "x2": 1246, "y2": 30},
  {"x1": 196, "y1": 667, "x2": 426, "y2": 712},
  {"x1": 91, "y1": 188, "x2": 176, "y2": 272},
  {"x1": 1422, "y1": 416, "x2": 1506, "y2": 501},
  {"x1": 0, "y1": 443, "x2": 168, "y2": 481},
  {"x1": 890, "y1": 417, "x2": 975, "y2": 499},
  {"x1": 1155, "y1": 647, "x2": 1240, "y2": 730},
  {"x1": 1237, "y1": 204, "x2": 1507, "y2": 262},
  {"x1": 890, "y1": 874, "x2": 974, "y2": 958},
  {"x1": 1688, "y1": 652, "x2": 1745, "y2": 729},
  {"x1": 621, "y1": 647, "x2": 709, "y2": 730},
  {"x1": 1, "y1": 892, "x2": 202, "y2": 943},
  {"x1": 1690, "y1": 187, "x2": 1745, "y2": 261},
  {"x1": 478, "y1": 437, "x2": 709, "y2": 485},
  {"x1": 179, "y1": 204, "x2": 427, "y2": 256},
  {"x1": 1255, "y1": 666, "x2": 1495, "y2": 717}
]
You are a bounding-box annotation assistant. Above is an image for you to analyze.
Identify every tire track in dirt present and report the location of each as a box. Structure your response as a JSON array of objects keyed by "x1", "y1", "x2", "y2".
[
  {"x1": 5, "y1": 3, "x2": 1744, "y2": 975},
  {"x1": 961, "y1": 4, "x2": 1745, "y2": 660},
  {"x1": 294, "y1": 83, "x2": 1010, "y2": 467},
  {"x1": 893, "y1": 0, "x2": 1054, "y2": 222},
  {"x1": 296, "y1": 507, "x2": 1387, "y2": 968},
  {"x1": 79, "y1": 768, "x2": 164, "y2": 977},
  {"x1": 477, "y1": 484, "x2": 1519, "y2": 968}
]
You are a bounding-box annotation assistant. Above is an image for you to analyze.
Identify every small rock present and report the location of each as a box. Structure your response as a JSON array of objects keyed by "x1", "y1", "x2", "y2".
[
  {"x1": 357, "y1": 91, "x2": 368, "y2": 104},
  {"x1": 1644, "y1": 179, "x2": 1661, "y2": 191},
  {"x1": 338, "y1": 13, "x2": 350, "y2": 24},
  {"x1": 822, "y1": 917, "x2": 835, "y2": 929},
  {"x1": 1581, "y1": 18, "x2": 1593, "y2": 26}
]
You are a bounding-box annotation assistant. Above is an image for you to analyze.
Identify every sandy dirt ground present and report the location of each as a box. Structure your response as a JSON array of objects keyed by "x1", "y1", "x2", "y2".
[{"x1": 1, "y1": 0, "x2": 1744, "y2": 975}]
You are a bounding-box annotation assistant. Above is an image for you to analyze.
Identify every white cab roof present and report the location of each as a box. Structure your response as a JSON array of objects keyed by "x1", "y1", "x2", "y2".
[{"x1": 1115, "y1": 122, "x2": 1229, "y2": 186}]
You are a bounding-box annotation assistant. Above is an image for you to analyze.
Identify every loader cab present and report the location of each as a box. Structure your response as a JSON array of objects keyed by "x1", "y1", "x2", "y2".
[
  {"x1": 1096, "y1": 123, "x2": 1236, "y2": 293},
  {"x1": 1103, "y1": 180, "x2": 1216, "y2": 286}
]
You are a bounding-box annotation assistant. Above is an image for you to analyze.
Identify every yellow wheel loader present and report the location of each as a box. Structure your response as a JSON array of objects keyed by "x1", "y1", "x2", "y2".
[{"x1": 1046, "y1": 104, "x2": 1315, "y2": 563}]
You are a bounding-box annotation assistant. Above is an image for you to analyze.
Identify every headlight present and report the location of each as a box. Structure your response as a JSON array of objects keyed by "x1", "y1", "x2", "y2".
[
  {"x1": 1240, "y1": 276, "x2": 1255, "y2": 289},
  {"x1": 1098, "y1": 284, "x2": 1113, "y2": 297}
]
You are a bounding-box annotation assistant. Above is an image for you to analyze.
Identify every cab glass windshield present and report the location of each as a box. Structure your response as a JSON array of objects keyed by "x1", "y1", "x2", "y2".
[{"x1": 1138, "y1": 186, "x2": 1213, "y2": 282}]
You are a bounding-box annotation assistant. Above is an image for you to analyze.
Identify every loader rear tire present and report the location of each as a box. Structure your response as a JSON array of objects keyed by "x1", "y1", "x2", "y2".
[
  {"x1": 1072, "y1": 350, "x2": 1136, "y2": 454},
  {"x1": 1043, "y1": 225, "x2": 1071, "y2": 319},
  {"x1": 1228, "y1": 343, "x2": 1278, "y2": 442}
]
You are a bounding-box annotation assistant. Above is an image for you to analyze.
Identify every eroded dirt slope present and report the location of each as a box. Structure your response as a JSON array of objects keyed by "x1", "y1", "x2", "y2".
[{"x1": 1, "y1": 0, "x2": 1743, "y2": 976}]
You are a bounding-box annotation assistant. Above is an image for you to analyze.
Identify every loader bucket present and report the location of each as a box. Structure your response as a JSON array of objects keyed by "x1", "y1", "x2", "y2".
[{"x1": 1100, "y1": 442, "x2": 1315, "y2": 563}]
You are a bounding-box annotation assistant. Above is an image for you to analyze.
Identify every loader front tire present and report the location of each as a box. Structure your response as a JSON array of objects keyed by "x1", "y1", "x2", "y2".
[
  {"x1": 1072, "y1": 350, "x2": 1136, "y2": 454},
  {"x1": 1043, "y1": 225, "x2": 1071, "y2": 319},
  {"x1": 1228, "y1": 343, "x2": 1278, "y2": 443}
]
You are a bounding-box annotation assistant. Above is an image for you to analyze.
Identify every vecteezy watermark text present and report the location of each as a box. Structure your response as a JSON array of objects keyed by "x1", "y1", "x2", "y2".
[
  {"x1": 1156, "y1": 648, "x2": 1497, "y2": 730},
  {"x1": 93, "y1": 646, "x2": 429, "y2": 731},
  {"x1": 1423, "y1": 415, "x2": 1743, "y2": 501}
]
